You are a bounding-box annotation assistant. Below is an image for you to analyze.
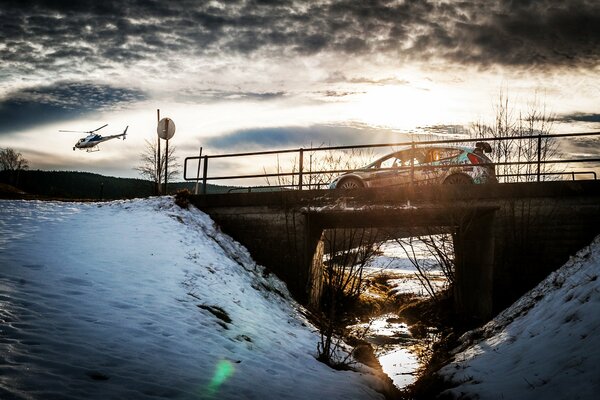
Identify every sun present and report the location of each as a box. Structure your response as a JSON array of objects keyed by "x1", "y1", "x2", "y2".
[{"x1": 350, "y1": 84, "x2": 459, "y2": 130}]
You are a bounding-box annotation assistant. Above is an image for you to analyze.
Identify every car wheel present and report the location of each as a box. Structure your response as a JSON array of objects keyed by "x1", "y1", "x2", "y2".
[
  {"x1": 338, "y1": 177, "x2": 364, "y2": 189},
  {"x1": 444, "y1": 174, "x2": 473, "y2": 184}
]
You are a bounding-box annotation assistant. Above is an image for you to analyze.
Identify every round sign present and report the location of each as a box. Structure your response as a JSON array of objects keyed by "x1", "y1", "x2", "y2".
[{"x1": 157, "y1": 117, "x2": 175, "y2": 140}]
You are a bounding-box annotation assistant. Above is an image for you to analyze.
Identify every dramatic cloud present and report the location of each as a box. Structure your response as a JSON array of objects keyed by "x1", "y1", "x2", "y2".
[
  {"x1": 0, "y1": 82, "x2": 146, "y2": 134},
  {"x1": 1, "y1": 0, "x2": 599, "y2": 84},
  {"x1": 205, "y1": 124, "x2": 410, "y2": 150},
  {"x1": 175, "y1": 89, "x2": 287, "y2": 104},
  {"x1": 559, "y1": 113, "x2": 600, "y2": 124},
  {"x1": 1, "y1": 0, "x2": 598, "y2": 179}
]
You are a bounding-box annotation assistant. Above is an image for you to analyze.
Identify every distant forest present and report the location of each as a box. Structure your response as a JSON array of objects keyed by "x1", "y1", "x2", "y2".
[{"x1": 0, "y1": 170, "x2": 231, "y2": 200}]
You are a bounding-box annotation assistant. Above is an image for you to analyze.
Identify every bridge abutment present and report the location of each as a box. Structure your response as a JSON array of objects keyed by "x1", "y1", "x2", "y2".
[
  {"x1": 190, "y1": 201, "x2": 325, "y2": 306},
  {"x1": 190, "y1": 181, "x2": 600, "y2": 323},
  {"x1": 453, "y1": 210, "x2": 496, "y2": 322}
]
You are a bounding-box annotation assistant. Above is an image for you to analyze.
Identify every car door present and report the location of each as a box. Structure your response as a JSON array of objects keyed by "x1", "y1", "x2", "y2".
[
  {"x1": 407, "y1": 149, "x2": 428, "y2": 184},
  {"x1": 368, "y1": 153, "x2": 402, "y2": 187},
  {"x1": 387, "y1": 150, "x2": 414, "y2": 186}
]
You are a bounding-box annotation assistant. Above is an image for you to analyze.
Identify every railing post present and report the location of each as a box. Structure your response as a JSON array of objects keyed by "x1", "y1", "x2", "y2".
[
  {"x1": 410, "y1": 142, "x2": 415, "y2": 184},
  {"x1": 537, "y1": 134, "x2": 542, "y2": 182},
  {"x1": 202, "y1": 155, "x2": 208, "y2": 194},
  {"x1": 298, "y1": 148, "x2": 304, "y2": 190},
  {"x1": 194, "y1": 147, "x2": 203, "y2": 195}
]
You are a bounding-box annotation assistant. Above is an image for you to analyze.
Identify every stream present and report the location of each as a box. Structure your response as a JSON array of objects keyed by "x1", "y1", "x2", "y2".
[
  {"x1": 356, "y1": 239, "x2": 448, "y2": 390},
  {"x1": 351, "y1": 314, "x2": 422, "y2": 389}
]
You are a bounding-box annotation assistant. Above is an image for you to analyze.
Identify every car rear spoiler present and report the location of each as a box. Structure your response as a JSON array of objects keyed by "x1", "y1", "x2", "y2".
[{"x1": 475, "y1": 142, "x2": 492, "y2": 153}]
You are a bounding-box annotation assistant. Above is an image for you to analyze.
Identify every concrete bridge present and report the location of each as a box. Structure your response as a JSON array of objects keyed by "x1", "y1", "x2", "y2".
[{"x1": 189, "y1": 180, "x2": 600, "y2": 322}]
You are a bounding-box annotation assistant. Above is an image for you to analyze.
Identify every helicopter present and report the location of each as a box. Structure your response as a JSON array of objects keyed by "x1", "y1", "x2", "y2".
[{"x1": 59, "y1": 124, "x2": 128, "y2": 152}]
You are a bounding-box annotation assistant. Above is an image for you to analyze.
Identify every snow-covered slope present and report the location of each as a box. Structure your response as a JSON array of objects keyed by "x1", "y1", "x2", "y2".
[
  {"x1": 0, "y1": 198, "x2": 384, "y2": 399},
  {"x1": 439, "y1": 235, "x2": 600, "y2": 399}
]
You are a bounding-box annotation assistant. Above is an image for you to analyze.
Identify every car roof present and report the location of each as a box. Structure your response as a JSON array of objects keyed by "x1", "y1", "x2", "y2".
[
  {"x1": 363, "y1": 145, "x2": 473, "y2": 168},
  {"x1": 393, "y1": 144, "x2": 473, "y2": 152}
]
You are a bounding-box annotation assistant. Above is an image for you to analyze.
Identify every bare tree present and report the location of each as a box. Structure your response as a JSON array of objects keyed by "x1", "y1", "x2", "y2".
[
  {"x1": 304, "y1": 147, "x2": 375, "y2": 189},
  {"x1": 393, "y1": 232, "x2": 454, "y2": 300},
  {"x1": 135, "y1": 139, "x2": 180, "y2": 194},
  {"x1": 0, "y1": 148, "x2": 29, "y2": 171},
  {"x1": 317, "y1": 228, "x2": 383, "y2": 367},
  {"x1": 263, "y1": 146, "x2": 375, "y2": 189},
  {"x1": 0, "y1": 148, "x2": 29, "y2": 187},
  {"x1": 471, "y1": 91, "x2": 558, "y2": 182}
]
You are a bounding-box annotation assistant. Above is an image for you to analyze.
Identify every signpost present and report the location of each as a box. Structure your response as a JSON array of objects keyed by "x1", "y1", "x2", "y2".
[{"x1": 156, "y1": 111, "x2": 176, "y2": 194}]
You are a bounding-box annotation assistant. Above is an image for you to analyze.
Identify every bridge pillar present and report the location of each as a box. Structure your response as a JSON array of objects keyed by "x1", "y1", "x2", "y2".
[
  {"x1": 453, "y1": 209, "x2": 496, "y2": 323},
  {"x1": 188, "y1": 203, "x2": 325, "y2": 307},
  {"x1": 306, "y1": 220, "x2": 325, "y2": 307}
]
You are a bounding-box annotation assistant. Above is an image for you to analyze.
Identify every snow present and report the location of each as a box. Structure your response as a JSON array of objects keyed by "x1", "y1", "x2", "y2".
[
  {"x1": 438, "y1": 235, "x2": 600, "y2": 399},
  {"x1": 0, "y1": 198, "x2": 385, "y2": 399},
  {"x1": 365, "y1": 241, "x2": 448, "y2": 297}
]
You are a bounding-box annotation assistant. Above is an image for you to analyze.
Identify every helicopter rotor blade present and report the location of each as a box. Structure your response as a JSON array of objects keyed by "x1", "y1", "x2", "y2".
[
  {"x1": 90, "y1": 124, "x2": 108, "y2": 133},
  {"x1": 59, "y1": 130, "x2": 89, "y2": 133}
]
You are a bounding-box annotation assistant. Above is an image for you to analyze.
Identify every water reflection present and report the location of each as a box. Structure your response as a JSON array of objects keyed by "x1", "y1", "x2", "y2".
[
  {"x1": 351, "y1": 314, "x2": 421, "y2": 389},
  {"x1": 379, "y1": 348, "x2": 419, "y2": 388}
]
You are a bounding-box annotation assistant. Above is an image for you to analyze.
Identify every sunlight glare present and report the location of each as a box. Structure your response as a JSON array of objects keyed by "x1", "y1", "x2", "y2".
[{"x1": 351, "y1": 84, "x2": 457, "y2": 130}]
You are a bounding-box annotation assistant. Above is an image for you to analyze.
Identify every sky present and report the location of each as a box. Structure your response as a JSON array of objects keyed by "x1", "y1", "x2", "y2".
[{"x1": 1, "y1": 0, "x2": 599, "y2": 179}]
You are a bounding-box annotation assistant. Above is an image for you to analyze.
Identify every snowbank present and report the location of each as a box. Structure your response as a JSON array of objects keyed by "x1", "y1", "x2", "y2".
[
  {"x1": 0, "y1": 198, "x2": 385, "y2": 399},
  {"x1": 439, "y1": 235, "x2": 600, "y2": 399}
]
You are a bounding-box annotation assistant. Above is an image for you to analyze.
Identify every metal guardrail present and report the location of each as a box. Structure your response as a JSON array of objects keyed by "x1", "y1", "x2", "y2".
[{"x1": 184, "y1": 131, "x2": 600, "y2": 194}]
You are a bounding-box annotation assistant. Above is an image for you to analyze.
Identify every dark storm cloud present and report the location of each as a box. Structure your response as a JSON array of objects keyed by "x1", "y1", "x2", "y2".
[
  {"x1": 176, "y1": 89, "x2": 286, "y2": 103},
  {"x1": 559, "y1": 113, "x2": 600, "y2": 124},
  {"x1": 1, "y1": 0, "x2": 599, "y2": 78},
  {"x1": 325, "y1": 72, "x2": 410, "y2": 86},
  {"x1": 319, "y1": 90, "x2": 365, "y2": 98},
  {"x1": 205, "y1": 124, "x2": 409, "y2": 150},
  {"x1": 0, "y1": 82, "x2": 146, "y2": 134}
]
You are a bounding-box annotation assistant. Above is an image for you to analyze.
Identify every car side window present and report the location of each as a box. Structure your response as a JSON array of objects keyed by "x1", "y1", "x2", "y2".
[
  {"x1": 376, "y1": 150, "x2": 425, "y2": 169},
  {"x1": 398, "y1": 149, "x2": 425, "y2": 166},
  {"x1": 380, "y1": 157, "x2": 398, "y2": 169},
  {"x1": 412, "y1": 149, "x2": 426, "y2": 165}
]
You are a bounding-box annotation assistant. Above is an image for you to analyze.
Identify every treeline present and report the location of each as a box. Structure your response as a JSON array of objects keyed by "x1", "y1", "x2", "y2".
[{"x1": 0, "y1": 170, "x2": 230, "y2": 200}]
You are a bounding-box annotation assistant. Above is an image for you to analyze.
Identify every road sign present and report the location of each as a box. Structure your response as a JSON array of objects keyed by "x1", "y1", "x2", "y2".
[{"x1": 157, "y1": 118, "x2": 175, "y2": 140}]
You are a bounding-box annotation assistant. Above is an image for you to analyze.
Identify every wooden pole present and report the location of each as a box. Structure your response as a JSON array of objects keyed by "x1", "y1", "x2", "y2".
[
  {"x1": 157, "y1": 109, "x2": 161, "y2": 194},
  {"x1": 165, "y1": 122, "x2": 169, "y2": 195}
]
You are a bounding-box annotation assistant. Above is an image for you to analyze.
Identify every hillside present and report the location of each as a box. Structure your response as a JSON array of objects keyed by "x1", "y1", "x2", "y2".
[
  {"x1": 0, "y1": 197, "x2": 387, "y2": 399},
  {"x1": 437, "y1": 235, "x2": 600, "y2": 399},
  {"x1": 0, "y1": 170, "x2": 232, "y2": 199}
]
